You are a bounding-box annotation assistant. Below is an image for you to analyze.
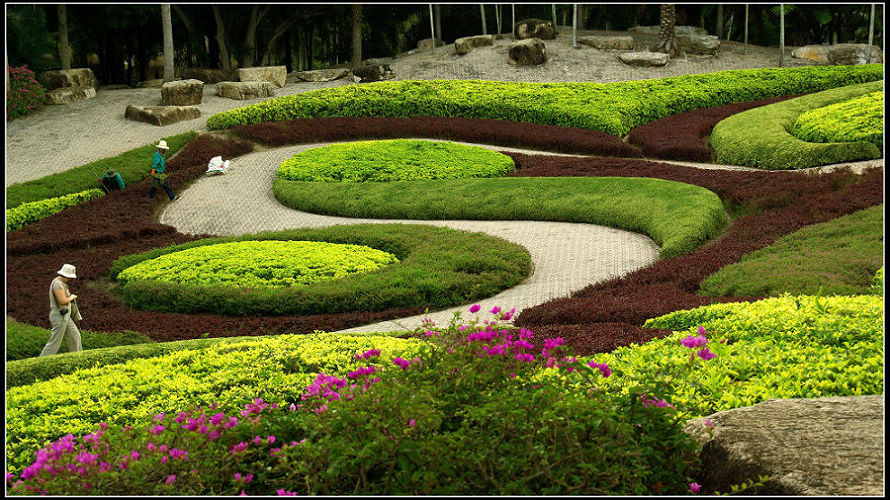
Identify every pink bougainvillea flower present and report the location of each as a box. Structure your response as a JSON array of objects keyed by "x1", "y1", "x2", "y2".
[
  {"x1": 490, "y1": 306, "x2": 501, "y2": 314},
  {"x1": 681, "y1": 335, "x2": 709, "y2": 349},
  {"x1": 130, "y1": 451, "x2": 140, "y2": 460},
  {"x1": 277, "y1": 489, "x2": 298, "y2": 496},
  {"x1": 469, "y1": 304, "x2": 481, "y2": 313},
  {"x1": 587, "y1": 361, "x2": 612, "y2": 378},
  {"x1": 696, "y1": 347, "x2": 717, "y2": 361},
  {"x1": 165, "y1": 474, "x2": 176, "y2": 485},
  {"x1": 689, "y1": 482, "x2": 702, "y2": 494},
  {"x1": 697, "y1": 326, "x2": 707, "y2": 336},
  {"x1": 408, "y1": 419, "x2": 416, "y2": 428},
  {"x1": 148, "y1": 425, "x2": 166, "y2": 435}
]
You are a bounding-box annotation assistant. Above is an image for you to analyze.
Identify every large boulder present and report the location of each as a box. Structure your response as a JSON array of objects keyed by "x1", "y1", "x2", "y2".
[
  {"x1": 455, "y1": 34, "x2": 495, "y2": 55},
  {"x1": 629, "y1": 25, "x2": 720, "y2": 55},
  {"x1": 578, "y1": 35, "x2": 635, "y2": 51},
  {"x1": 513, "y1": 18, "x2": 557, "y2": 40},
  {"x1": 39, "y1": 68, "x2": 98, "y2": 91},
  {"x1": 181, "y1": 67, "x2": 233, "y2": 84},
  {"x1": 237, "y1": 66, "x2": 287, "y2": 88},
  {"x1": 294, "y1": 68, "x2": 350, "y2": 82},
  {"x1": 137, "y1": 79, "x2": 165, "y2": 88},
  {"x1": 351, "y1": 64, "x2": 394, "y2": 83},
  {"x1": 125, "y1": 105, "x2": 200, "y2": 126},
  {"x1": 792, "y1": 43, "x2": 883, "y2": 65},
  {"x1": 44, "y1": 86, "x2": 97, "y2": 105},
  {"x1": 618, "y1": 51, "x2": 669, "y2": 67},
  {"x1": 630, "y1": 25, "x2": 708, "y2": 37},
  {"x1": 160, "y1": 79, "x2": 204, "y2": 106},
  {"x1": 685, "y1": 396, "x2": 884, "y2": 496},
  {"x1": 508, "y1": 38, "x2": 547, "y2": 66},
  {"x1": 417, "y1": 38, "x2": 446, "y2": 51},
  {"x1": 217, "y1": 81, "x2": 276, "y2": 100}
]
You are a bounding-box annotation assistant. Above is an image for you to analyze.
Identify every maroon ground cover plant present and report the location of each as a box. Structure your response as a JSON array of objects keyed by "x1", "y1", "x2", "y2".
[{"x1": 626, "y1": 95, "x2": 801, "y2": 162}]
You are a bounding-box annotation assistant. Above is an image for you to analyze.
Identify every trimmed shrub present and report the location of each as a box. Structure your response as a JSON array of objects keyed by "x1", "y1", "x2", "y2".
[
  {"x1": 871, "y1": 267, "x2": 884, "y2": 295},
  {"x1": 710, "y1": 80, "x2": 883, "y2": 169},
  {"x1": 6, "y1": 65, "x2": 45, "y2": 120},
  {"x1": 791, "y1": 91, "x2": 884, "y2": 149},
  {"x1": 5, "y1": 316, "x2": 153, "y2": 362},
  {"x1": 274, "y1": 176, "x2": 728, "y2": 260},
  {"x1": 207, "y1": 66, "x2": 884, "y2": 136},
  {"x1": 277, "y1": 139, "x2": 515, "y2": 182},
  {"x1": 6, "y1": 189, "x2": 104, "y2": 232},
  {"x1": 700, "y1": 205, "x2": 884, "y2": 297}
]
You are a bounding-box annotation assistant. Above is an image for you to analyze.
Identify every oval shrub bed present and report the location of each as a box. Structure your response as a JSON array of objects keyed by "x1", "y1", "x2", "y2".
[
  {"x1": 277, "y1": 139, "x2": 515, "y2": 182},
  {"x1": 116, "y1": 240, "x2": 400, "y2": 288},
  {"x1": 110, "y1": 223, "x2": 531, "y2": 317},
  {"x1": 791, "y1": 90, "x2": 884, "y2": 149}
]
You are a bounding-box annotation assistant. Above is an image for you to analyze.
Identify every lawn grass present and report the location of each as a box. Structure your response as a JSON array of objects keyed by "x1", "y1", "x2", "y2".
[
  {"x1": 5, "y1": 316, "x2": 154, "y2": 362},
  {"x1": 699, "y1": 205, "x2": 884, "y2": 297},
  {"x1": 274, "y1": 176, "x2": 728, "y2": 259},
  {"x1": 5, "y1": 131, "x2": 197, "y2": 209}
]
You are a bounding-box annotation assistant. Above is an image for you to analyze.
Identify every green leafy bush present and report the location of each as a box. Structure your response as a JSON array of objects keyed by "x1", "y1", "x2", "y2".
[
  {"x1": 117, "y1": 240, "x2": 399, "y2": 288},
  {"x1": 110, "y1": 224, "x2": 531, "y2": 316},
  {"x1": 871, "y1": 267, "x2": 884, "y2": 295},
  {"x1": 710, "y1": 80, "x2": 883, "y2": 169},
  {"x1": 791, "y1": 91, "x2": 884, "y2": 149},
  {"x1": 5, "y1": 132, "x2": 196, "y2": 209},
  {"x1": 274, "y1": 176, "x2": 728, "y2": 259},
  {"x1": 277, "y1": 139, "x2": 515, "y2": 182},
  {"x1": 5, "y1": 316, "x2": 153, "y2": 362},
  {"x1": 699, "y1": 204, "x2": 884, "y2": 297},
  {"x1": 6, "y1": 188, "x2": 104, "y2": 232},
  {"x1": 207, "y1": 65, "x2": 883, "y2": 135},
  {"x1": 7, "y1": 65, "x2": 45, "y2": 120}
]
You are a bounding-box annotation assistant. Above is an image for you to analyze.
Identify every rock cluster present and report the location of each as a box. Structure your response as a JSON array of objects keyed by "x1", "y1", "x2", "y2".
[
  {"x1": 513, "y1": 18, "x2": 557, "y2": 40},
  {"x1": 39, "y1": 68, "x2": 98, "y2": 105}
]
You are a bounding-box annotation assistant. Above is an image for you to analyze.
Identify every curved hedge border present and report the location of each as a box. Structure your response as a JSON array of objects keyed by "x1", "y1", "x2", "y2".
[
  {"x1": 5, "y1": 316, "x2": 152, "y2": 363},
  {"x1": 6, "y1": 189, "x2": 104, "y2": 233},
  {"x1": 274, "y1": 176, "x2": 728, "y2": 260},
  {"x1": 710, "y1": 80, "x2": 883, "y2": 169},
  {"x1": 791, "y1": 90, "x2": 884, "y2": 149},
  {"x1": 207, "y1": 66, "x2": 883, "y2": 136},
  {"x1": 278, "y1": 139, "x2": 515, "y2": 182},
  {"x1": 109, "y1": 224, "x2": 531, "y2": 317}
]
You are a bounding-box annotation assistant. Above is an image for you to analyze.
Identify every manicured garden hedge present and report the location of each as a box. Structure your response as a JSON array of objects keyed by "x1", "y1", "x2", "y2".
[
  {"x1": 791, "y1": 90, "x2": 884, "y2": 149},
  {"x1": 699, "y1": 204, "x2": 884, "y2": 297},
  {"x1": 6, "y1": 188, "x2": 104, "y2": 232},
  {"x1": 5, "y1": 317, "x2": 153, "y2": 362},
  {"x1": 274, "y1": 176, "x2": 728, "y2": 259},
  {"x1": 710, "y1": 80, "x2": 883, "y2": 169},
  {"x1": 278, "y1": 139, "x2": 516, "y2": 182},
  {"x1": 871, "y1": 267, "x2": 884, "y2": 295},
  {"x1": 207, "y1": 65, "x2": 883, "y2": 136},
  {"x1": 110, "y1": 224, "x2": 530, "y2": 317}
]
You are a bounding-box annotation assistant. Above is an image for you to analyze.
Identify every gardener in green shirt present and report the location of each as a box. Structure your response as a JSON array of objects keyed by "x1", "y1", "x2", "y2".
[{"x1": 148, "y1": 139, "x2": 177, "y2": 201}]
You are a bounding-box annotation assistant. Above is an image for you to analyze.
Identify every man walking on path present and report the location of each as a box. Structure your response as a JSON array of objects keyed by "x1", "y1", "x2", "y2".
[
  {"x1": 41, "y1": 264, "x2": 83, "y2": 357},
  {"x1": 149, "y1": 140, "x2": 176, "y2": 201}
]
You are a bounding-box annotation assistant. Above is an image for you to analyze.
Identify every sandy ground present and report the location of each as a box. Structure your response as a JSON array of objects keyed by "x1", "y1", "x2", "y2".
[{"x1": 5, "y1": 26, "x2": 820, "y2": 187}]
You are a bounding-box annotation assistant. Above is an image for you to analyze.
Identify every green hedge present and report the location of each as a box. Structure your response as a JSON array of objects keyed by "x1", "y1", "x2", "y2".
[
  {"x1": 710, "y1": 80, "x2": 883, "y2": 169},
  {"x1": 274, "y1": 176, "x2": 728, "y2": 259},
  {"x1": 6, "y1": 188, "x2": 104, "y2": 232},
  {"x1": 207, "y1": 66, "x2": 883, "y2": 136},
  {"x1": 278, "y1": 139, "x2": 515, "y2": 182},
  {"x1": 791, "y1": 91, "x2": 884, "y2": 149},
  {"x1": 110, "y1": 223, "x2": 531, "y2": 316},
  {"x1": 5, "y1": 316, "x2": 153, "y2": 363},
  {"x1": 699, "y1": 205, "x2": 884, "y2": 297},
  {"x1": 5, "y1": 132, "x2": 196, "y2": 209},
  {"x1": 871, "y1": 267, "x2": 884, "y2": 295}
]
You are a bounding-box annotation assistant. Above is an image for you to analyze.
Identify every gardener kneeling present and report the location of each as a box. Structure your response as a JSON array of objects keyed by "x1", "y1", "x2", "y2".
[{"x1": 148, "y1": 139, "x2": 176, "y2": 201}]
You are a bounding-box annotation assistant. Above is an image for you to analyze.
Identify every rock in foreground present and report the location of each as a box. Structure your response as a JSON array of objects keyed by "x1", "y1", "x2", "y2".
[
  {"x1": 217, "y1": 81, "x2": 276, "y2": 100},
  {"x1": 294, "y1": 68, "x2": 350, "y2": 82},
  {"x1": 237, "y1": 66, "x2": 287, "y2": 88},
  {"x1": 508, "y1": 38, "x2": 548, "y2": 66},
  {"x1": 125, "y1": 105, "x2": 200, "y2": 126},
  {"x1": 161, "y1": 79, "x2": 204, "y2": 106},
  {"x1": 618, "y1": 51, "x2": 669, "y2": 67},
  {"x1": 45, "y1": 86, "x2": 97, "y2": 105}
]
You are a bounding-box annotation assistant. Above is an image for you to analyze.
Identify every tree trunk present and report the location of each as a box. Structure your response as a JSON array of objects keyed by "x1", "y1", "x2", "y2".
[
  {"x1": 161, "y1": 4, "x2": 175, "y2": 81},
  {"x1": 261, "y1": 18, "x2": 296, "y2": 66},
  {"x1": 211, "y1": 5, "x2": 232, "y2": 72},
  {"x1": 480, "y1": 4, "x2": 487, "y2": 35},
  {"x1": 716, "y1": 4, "x2": 724, "y2": 39},
  {"x1": 58, "y1": 4, "x2": 71, "y2": 70},
  {"x1": 652, "y1": 4, "x2": 683, "y2": 58},
  {"x1": 434, "y1": 4, "x2": 442, "y2": 42},
  {"x1": 308, "y1": 25, "x2": 315, "y2": 70},
  {"x1": 744, "y1": 4, "x2": 749, "y2": 54},
  {"x1": 351, "y1": 4, "x2": 362, "y2": 67},
  {"x1": 779, "y1": 4, "x2": 784, "y2": 67},
  {"x1": 284, "y1": 27, "x2": 293, "y2": 72},
  {"x1": 867, "y1": 4, "x2": 875, "y2": 63},
  {"x1": 512, "y1": 4, "x2": 516, "y2": 38},
  {"x1": 243, "y1": 5, "x2": 270, "y2": 69},
  {"x1": 552, "y1": 4, "x2": 557, "y2": 26},
  {"x1": 429, "y1": 4, "x2": 436, "y2": 53},
  {"x1": 572, "y1": 4, "x2": 577, "y2": 47}
]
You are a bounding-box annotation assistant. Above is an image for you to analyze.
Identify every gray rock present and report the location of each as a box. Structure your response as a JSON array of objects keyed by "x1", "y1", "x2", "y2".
[
  {"x1": 351, "y1": 64, "x2": 394, "y2": 83},
  {"x1": 455, "y1": 34, "x2": 495, "y2": 55},
  {"x1": 137, "y1": 79, "x2": 165, "y2": 88},
  {"x1": 618, "y1": 51, "x2": 669, "y2": 67},
  {"x1": 294, "y1": 68, "x2": 350, "y2": 82},
  {"x1": 180, "y1": 67, "x2": 233, "y2": 84},
  {"x1": 578, "y1": 35, "x2": 635, "y2": 51},
  {"x1": 630, "y1": 25, "x2": 720, "y2": 55},
  {"x1": 124, "y1": 105, "x2": 200, "y2": 126},
  {"x1": 237, "y1": 66, "x2": 287, "y2": 88},
  {"x1": 161, "y1": 79, "x2": 204, "y2": 106},
  {"x1": 685, "y1": 395, "x2": 884, "y2": 496},
  {"x1": 44, "y1": 86, "x2": 97, "y2": 105},
  {"x1": 508, "y1": 38, "x2": 548, "y2": 66},
  {"x1": 216, "y1": 81, "x2": 276, "y2": 100},
  {"x1": 513, "y1": 18, "x2": 556, "y2": 40},
  {"x1": 39, "y1": 68, "x2": 98, "y2": 91},
  {"x1": 792, "y1": 43, "x2": 883, "y2": 65},
  {"x1": 630, "y1": 25, "x2": 709, "y2": 37},
  {"x1": 416, "y1": 38, "x2": 446, "y2": 51}
]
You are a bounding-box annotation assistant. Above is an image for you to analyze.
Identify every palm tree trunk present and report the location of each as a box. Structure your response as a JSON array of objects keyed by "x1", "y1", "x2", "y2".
[
  {"x1": 480, "y1": 4, "x2": 487, "y2": 35},
  {"x1": 351, "y1": 4, "x2": 362, "y2": 68},
  {"x1": 552, "y1": 4, "x2": 557, "y2": 26},
  {"x1": 429, "y1": 4, "x2": 436, "y2": 54},
  {"x1": 496, "y1": 4, "x2": 502, "y2": 35},
  {"x1": 653, "y1": 4, "x2": 683, "y2": 58},
  {"x1": 572, "y1": 4, "x2": 578, "y2": 47},
  {"x1": 512, "y1": 4, "x2": 516, "y2": 38},
  {"x1": 867, "y1": 4, "x2": 875, "y2": 63},
  {"x1": 779, "y1": 4, "x2": 784, "y2": 67},
  {"x1": 434, "y1": 4, "x2": 442, "y2": 42},
  {"x1": 58, "y1": 4, "x2": 71, "y2": 70},
  {"x1": 744, "y1": 4, "x2": 749, "y2": 54},
  {"x1": 716, "y1": 4, "x2": 724, "y2": 39},
  {"x1": 161, "y1": 4, "x2": 175, "y2": 82}
]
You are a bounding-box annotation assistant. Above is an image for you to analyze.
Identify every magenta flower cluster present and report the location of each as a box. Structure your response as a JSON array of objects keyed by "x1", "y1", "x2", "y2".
[
  {"x1": 681, "y1": 326, "x2": 718, "y2": 361},
  {"x1": 7, "y1": 65, "x2": 45, "y2": 120}
]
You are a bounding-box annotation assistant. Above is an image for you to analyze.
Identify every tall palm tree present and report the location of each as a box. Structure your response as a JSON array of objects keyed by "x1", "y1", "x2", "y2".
[
  {"x1": 161, "y1": 4, "x2": 174, "y2": 81},
  {"x1": 652, "y1": 4, "x2": 683, "y2": 58},
  {"x1": 352, "y1": 4, "x2": 362, "y2": 68},
  {"x1": 58, "y1": 4, "x2": 71, "y2": 69}
]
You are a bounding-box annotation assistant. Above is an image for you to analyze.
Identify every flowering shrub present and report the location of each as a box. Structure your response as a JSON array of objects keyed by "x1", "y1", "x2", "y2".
[
  {"x1": 7, "y1": 65, "x2": 45, "y2": 120},
  {"x1": 6, "y1": 189, "x2": 104, "y2": 233}
]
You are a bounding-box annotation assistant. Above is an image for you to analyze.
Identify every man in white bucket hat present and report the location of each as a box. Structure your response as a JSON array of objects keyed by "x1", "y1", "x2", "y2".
[
  {"x1": 149, "y1": 139, "x2": 177, "y2": 201},
  {"x1": 40, "y1": 264, "x2": 83, "y2": 356}
]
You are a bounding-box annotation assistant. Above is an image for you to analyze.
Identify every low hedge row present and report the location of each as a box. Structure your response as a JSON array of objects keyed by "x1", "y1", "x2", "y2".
[
  {"x1": 278, "y1": 139, "x2": 516, "y2": 182},
  {"x1": 871, "y1": 267, "x2": 884, "y2": 295},
  {"x1": 110, "y1": 224, "x2": 531, "y2": 317},
  {"x1": 274, "y1": 176, "x2": 729, "y2": 260},
  {"x1": 710, "y1": 80, "x2": 883, "y2": 169},
  {"x1": 6, "y1": 188, "x2": 104, "y2": 233},
  {"x1": 207, "y1": 65, "x2": 883, "y2": 136},
  {"x1": 699, "y1": 204, "x2": 884, "y2": 297},
  {"x1": 5, "y1": 132, "x2": 196, "y2": 209},
  {"x1": 791, "y1": 90, "x2": 884, "y2": 149},
  {"x1": 5, "y1": 316, "x2": 153, "y2": 363}
]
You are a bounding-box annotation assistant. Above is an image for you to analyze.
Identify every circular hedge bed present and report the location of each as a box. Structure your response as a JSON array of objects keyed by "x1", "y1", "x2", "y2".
[
  {"x1": 276, "y1": 139, "x2": 515, "y2": 182},
  {"x1": 109, "y1": 223, "x2": 531, "y2": 317},
  {"x1": 116, "y1": 240, "x2": 400, "y2": 288}
]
